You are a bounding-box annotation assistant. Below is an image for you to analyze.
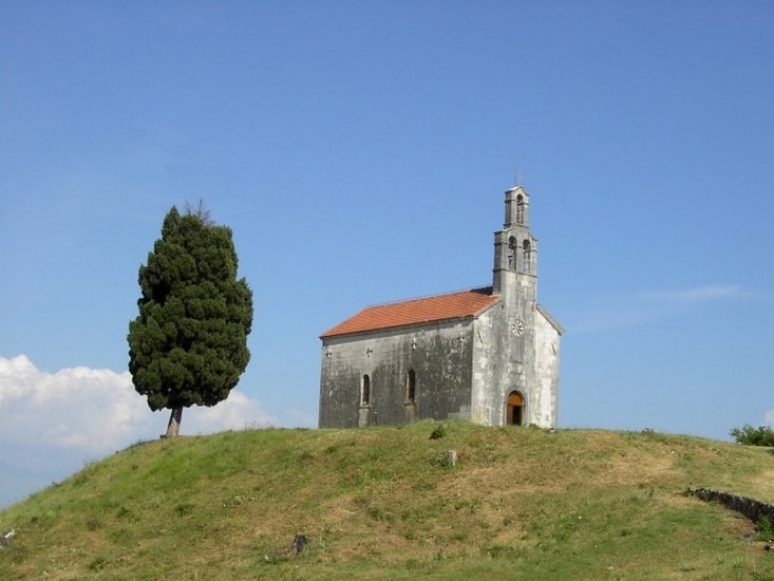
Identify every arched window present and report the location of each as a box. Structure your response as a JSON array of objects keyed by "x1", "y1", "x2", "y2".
[
  {"x1": 406, "y1": 370, "x2": 416, "y2": 402},
  {"x1": 522, "y1": 239, "x2": 531, "y2": 273},
  {"x1": 508, "y1": 236, "x2": 518, "y2": 270},
  {"x1": 516, "y1": 194, "x2": 525, "y2": 225},
  {"x1": 361, "y1": 374, "x2": 371, "y2": 406}
]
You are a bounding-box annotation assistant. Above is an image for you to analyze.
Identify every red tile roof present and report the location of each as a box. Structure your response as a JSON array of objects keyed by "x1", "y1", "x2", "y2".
[{"x1": 321, "y1": 287, "x2": 500, "y2": 338}]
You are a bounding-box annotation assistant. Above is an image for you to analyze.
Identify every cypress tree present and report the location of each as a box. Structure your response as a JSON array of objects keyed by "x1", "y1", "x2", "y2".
[{"x1": 128, "y1": 206, "x2": 253, "y2": 437}]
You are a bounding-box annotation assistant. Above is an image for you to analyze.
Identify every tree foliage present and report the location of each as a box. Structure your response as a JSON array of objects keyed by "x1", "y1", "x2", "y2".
[
  {"x1": 128, "y1": 207, "x2": 252, "y2": 434},
  {"x1": 730, "y1": 424, "x2": 774, "y2": 447}
]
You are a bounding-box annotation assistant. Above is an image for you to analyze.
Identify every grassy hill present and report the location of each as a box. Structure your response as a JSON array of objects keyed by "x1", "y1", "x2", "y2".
[{"x1": 1, "y1": 421, "x2": 773, "y2": 580}]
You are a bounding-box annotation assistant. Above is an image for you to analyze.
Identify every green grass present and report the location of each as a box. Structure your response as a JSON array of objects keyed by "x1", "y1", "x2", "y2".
[{"x1": 1, "y1": 421, "x2": 773, "y2": 579}]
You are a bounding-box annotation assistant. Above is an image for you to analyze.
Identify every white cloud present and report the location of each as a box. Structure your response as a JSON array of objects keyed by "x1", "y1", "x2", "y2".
[
  {"x1": 184, "y1": 391, "x2": 273, "y2": 433},
  {"x1": 0, "y1": 354, "x2": 276, "y2": 508},
  {"x1": 0, "y1": 354, "x2": 273, "y2": 455},
  {"x1": 766, "y1": 410, "x2": 774, "y2": 428},
  {"x1": 0, "y1": 355, "x2": 149, "y2": 453}
]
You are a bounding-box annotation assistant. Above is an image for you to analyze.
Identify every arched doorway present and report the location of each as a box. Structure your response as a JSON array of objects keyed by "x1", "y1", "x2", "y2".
[{"x1": 506, "y1": 391, "x2": 524, "y2": 425}]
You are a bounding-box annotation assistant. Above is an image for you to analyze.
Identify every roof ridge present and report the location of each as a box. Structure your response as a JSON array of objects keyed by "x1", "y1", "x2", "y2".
[
  {"x1": 361, "y1": 285, "x2": 493, "y2": 309},
  {"x1": 320, "y1": 285, "x2": 500, "y2": 339}
]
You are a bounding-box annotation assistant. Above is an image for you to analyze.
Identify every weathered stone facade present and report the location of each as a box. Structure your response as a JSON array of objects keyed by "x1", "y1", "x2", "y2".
[{"x1": 319, "y1": 185, "x2": 562, "y2": 428}]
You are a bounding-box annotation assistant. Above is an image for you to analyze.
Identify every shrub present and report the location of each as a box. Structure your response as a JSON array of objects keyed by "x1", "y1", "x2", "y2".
[
  {"x1": 174, "y1": 503, "x2": 194, "y2": 517},
  {"x1": 729, "y1": 424, "x2": 774, "y2": 447},
  {"x1": 756, "y1": 516, "x2": 774, "y2": 541},
  {"x1": 89, "y1": 557, "x2": 107, "y2": 572},
  {"x1": 429, "y1": 424, "x2": 447, "y2": 440}
]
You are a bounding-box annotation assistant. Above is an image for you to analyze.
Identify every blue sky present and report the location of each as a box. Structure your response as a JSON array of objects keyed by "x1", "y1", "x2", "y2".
[{"x1": 1, "y1": 1, "x2": 773, "y2": 507}]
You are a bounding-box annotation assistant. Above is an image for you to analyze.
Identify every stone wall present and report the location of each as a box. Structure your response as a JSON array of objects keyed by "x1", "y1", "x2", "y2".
[
  {"x1": 319, "y1": 319, "x2": 474, "y2": 428},
  {"x1": 470, "y1": 302, "x2": 501, "y2": 425},
  {"x1": 469, "y1": 281, "x2": 559, "y2": 428},
  {"x1": 532, "y1": 307, "x2": 560, "y2": 427},
  {"x1": 686, "y1": 487, "x2": 774, "y2": 524}
]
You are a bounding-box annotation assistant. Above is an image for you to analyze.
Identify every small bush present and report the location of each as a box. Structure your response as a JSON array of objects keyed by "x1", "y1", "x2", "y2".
[
  {"x1": 757, "y1": 516, "x2": 774, "y2": 541},
  {"x1": 174, "y1": 503, "x2": 194, "y2": 517},
  {"x1": 429, "y1": 424, "x2": 447, "y2": 440},
  {"x1": 729, "y1": 424, "x2": 774, "y2": 447}
]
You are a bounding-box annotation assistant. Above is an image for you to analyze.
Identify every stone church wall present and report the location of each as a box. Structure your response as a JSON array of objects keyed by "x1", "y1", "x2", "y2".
[
  {"x1": 470, "y1": 303, "x2": 503, "y2": 425},
  {"x1": 471, "y1": 301, "x2": 558, "y2": 428},
  {"x1": 319, "y1": 319, "x2": 474, "y2": 428},
  {"x1": 532, "y1": 309, "x2": 560, "y2": 427}
]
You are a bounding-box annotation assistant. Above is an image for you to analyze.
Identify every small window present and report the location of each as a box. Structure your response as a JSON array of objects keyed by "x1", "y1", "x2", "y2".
[
  {"x1": 516, "y1": 194, "x2": 525, "y2": 225},
  {"x1": 361, "y1": 374, "x2": 371, "y2": 406},
  {"x1": 406, "y1": 370, "x2": 416, "y2": 402}
]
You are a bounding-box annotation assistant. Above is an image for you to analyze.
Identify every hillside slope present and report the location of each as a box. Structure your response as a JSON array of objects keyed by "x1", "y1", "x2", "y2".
[{"x1": 1, "y1": 422, "x2": 773, "y2": 580}]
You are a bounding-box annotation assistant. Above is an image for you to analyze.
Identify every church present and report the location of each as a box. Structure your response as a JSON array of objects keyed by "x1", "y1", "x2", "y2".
[{"x1": 318, "y1": 185, "x2": 562, "y2": 428}]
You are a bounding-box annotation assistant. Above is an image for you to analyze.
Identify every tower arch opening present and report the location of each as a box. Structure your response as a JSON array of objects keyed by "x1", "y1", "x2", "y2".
[
  {"x1": 508, "y1": 236, "x2": 518, "y2": 270},
  {"x1": 516, "y1": 194, "x2": 525, "y2": 225},
  {"x1": 522, "y1": 239, "x2": 531, "y2": 273}
]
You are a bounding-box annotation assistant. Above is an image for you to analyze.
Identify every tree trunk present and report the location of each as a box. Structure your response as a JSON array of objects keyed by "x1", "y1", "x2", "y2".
[{"x1": 164, "y1": 406, "x2": 183, "y2": 438}]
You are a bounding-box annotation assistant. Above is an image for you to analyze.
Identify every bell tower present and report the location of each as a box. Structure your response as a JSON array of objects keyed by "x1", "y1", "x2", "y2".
[
  {"x1": 483, "y1": 183, "x2": 553, "y2": 428},
  {"x1": 492, "y1": 185, "x2": 538, "y2": 296}
]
